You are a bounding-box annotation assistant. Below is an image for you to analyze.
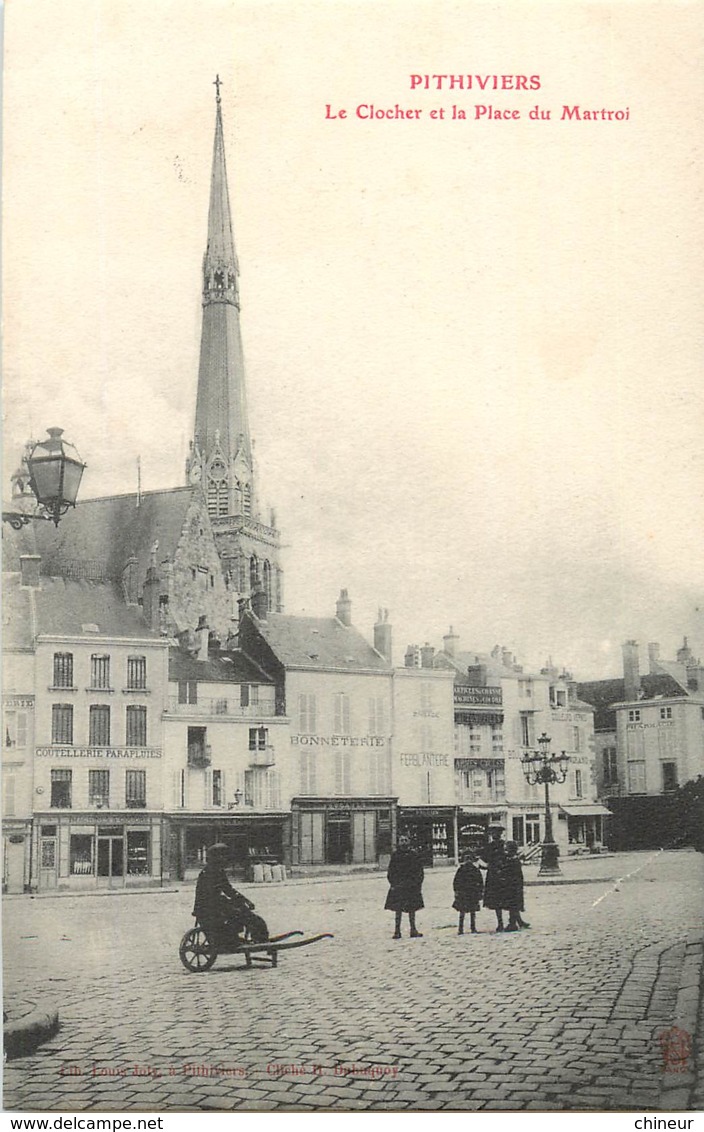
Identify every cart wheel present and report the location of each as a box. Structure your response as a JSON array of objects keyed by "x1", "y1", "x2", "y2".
[{"x1": 179, "y1": 927, "x2": 217, "y2": 973}]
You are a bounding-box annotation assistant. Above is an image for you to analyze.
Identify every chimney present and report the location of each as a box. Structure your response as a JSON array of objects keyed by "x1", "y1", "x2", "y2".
[
  {"x1": 647, "y1": 642, "x2": 661, "y2": 674},
  {"x1": 405, "y1": 645, "x2": 420, "y2": 668},
  {"x1": 501, "y1": 647, "x2": 513, "y2": 669},
  {"x1": 622, "y1": 640, "x2": 641, "y2": 701},
  {"x1": 466, "y1": 663, "x2": 487, "y2": 686},
  {"x1": 336, "y1": 588, "x2": 352, "y2": 627},
  {"x1": 19, "y1": 554, "x2": 41, "y2": 588},
  {"x1": 676, "y1": 636, "x2": 692, "y2": 666},
  {"x1": 196, "y1": 615, "x2": 209, "y2": 662},
  {"x1": 420, "y1": 643, "x2": 435, "y2": 669},
  {"x1": 141, "y1": 566, "x2": 161, "y2": 632},
  {"x1": 443, "y1": 626, "x2": 459, "y2": 658},
  {"x1": 374, "y1": 608, "x2": 393, "y2": 663}
]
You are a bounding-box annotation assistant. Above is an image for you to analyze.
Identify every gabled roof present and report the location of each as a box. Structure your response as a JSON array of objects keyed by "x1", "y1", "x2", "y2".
[
  {"x1": 577, "y1": 673, "x2": 687, "y2": 731},
  {"x1": 2, "y1": 572, "x2": 162, "y2": 643},
  {"x1": 2, "y1": 487, "x2": 200, "y2": 583},
  {"x1": 169, "y1": 648, "x2": 274, "y2": 685},
  {"x1": 251, "y1": 613, "x2": 391, "y2": 673}
]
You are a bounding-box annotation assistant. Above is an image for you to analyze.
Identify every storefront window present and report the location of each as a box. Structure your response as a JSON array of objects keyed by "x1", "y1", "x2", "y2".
[
  {"x1": 70, "y1": 834, "x2": 94, "y2": 875},
  {"x1": 126, "y1": 831, "x2": 150, "y2": 875}
]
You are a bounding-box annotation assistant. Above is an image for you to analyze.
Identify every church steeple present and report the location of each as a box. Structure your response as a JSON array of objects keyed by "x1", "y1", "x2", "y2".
[
  {"x1": 187, "y1": 77, "x2": 283, "y2": 615},
  {"x1": 189, "y1": 75, "x2": 252, "y2": 491}
]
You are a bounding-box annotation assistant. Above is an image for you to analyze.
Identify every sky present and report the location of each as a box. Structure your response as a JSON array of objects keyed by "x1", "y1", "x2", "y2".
[{"x1": 3, "y1": 0, "x2": 703, "y2": 679}]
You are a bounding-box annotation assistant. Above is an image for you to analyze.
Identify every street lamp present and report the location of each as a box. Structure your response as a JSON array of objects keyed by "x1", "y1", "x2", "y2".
[
  {"x1": 521, "y1": 732, "x2": 569, "y2": 876},
  {"x1": 3, "y1": 428, "x2": 86, "y2": 529}
]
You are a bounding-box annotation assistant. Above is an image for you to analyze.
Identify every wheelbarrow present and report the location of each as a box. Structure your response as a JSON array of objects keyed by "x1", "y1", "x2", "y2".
[{"x1": 179, "y1": 926, "x2": 333, "y2": 972}]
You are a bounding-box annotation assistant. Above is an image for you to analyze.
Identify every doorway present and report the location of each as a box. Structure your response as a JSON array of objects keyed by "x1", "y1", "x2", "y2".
[
  {"x1": 97, "y1": 832, "x2": 124, "y2": 885},
  {"x1": 326, "y1": 812, "x2": 351, "y2": 864}
]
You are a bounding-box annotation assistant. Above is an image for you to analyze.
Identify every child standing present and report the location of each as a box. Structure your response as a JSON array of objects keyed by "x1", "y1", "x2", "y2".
[
  {"x1": 502, "y1": 841, "x2": 530, "y2": 931},
  {"x1": 452, "y1": 850, "x2": 484, "y2": 935}
]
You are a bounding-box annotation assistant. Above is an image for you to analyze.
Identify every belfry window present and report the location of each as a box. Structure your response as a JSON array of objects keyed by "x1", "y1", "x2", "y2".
[
  {"x1": 243, "y1": 484, "x2": 252, "y2": 516},
  {"x1": 207, "y1": 479, "x2": 228, "y2": 517}
]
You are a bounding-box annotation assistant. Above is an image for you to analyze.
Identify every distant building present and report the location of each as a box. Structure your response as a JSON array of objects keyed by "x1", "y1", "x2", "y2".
[
  {"x1": 578, "y1": 638, "x2": 704, "y2": 849},
  {"x1": 407, "y1": 629, "x2": 606, "y2": 857}
]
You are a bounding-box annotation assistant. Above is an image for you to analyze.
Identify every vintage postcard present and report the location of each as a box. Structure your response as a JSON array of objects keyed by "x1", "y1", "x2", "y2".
[{"x1": 2, "y1": 0, "x2": 703, "y2": 1119}]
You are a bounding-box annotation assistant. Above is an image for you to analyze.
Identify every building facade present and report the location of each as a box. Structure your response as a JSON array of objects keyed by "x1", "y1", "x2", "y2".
[
  {"x1": 579, "y1": 638, "x2": 704, "y2": 849},
  {"x1": 240, "y1": 594, "x2": 397, "y2": 867},
  {"x1": 421, "y1": 630, "x2": 606, "y2": 857},
  {"x1": 3, "y1": 555, "x2": 170, "y2": 892},
  {"x1": 162, "y1": 633, "x2": 292, "y2": 881}
]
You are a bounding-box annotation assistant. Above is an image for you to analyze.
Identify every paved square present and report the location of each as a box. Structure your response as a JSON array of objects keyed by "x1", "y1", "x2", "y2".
[{"x1": 4, "y1": 850, "x2": 703, "y2": 1111}]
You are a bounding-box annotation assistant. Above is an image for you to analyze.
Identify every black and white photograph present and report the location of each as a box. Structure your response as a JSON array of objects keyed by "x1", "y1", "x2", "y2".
[{"x1": 2, "y1": 0, "x2": 703, "y2": 1119}]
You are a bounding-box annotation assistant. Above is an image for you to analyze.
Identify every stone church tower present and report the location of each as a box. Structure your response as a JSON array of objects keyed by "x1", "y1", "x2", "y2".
[{"x1": 185, "y1": 78, "x2": 283, "y2": 613}]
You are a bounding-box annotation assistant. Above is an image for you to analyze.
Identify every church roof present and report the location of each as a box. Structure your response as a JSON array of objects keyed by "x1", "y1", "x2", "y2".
[
  {"x1": 2, "y1": 487, "x2": 199, "y2": 583},
  {"x1": 2, "y1": 571, "x2": 162, "y2": 645},
  {"x1": 251, "y1": 613, "x2": 392, "y2": 673}
]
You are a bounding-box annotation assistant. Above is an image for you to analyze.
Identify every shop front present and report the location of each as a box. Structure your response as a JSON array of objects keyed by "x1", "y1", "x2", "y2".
[
  {"x1": 398, "y1": 805, "x2": 462, "y2": 866},
  {"x1": 291, "y1": 798, "x2": 396, "y2": 868},
  {"x1": 31, "y1": 813, "x2": 163, "y2": 891},
  {"x1": 457, "y1": 811, "x2": 509, "y2": 854},
  {"x1": 165, "y1": 812, "x2": 292, "y2": 881},
  {"x1": 559, "y1": 803, "x2": 611, "y2": 851}
]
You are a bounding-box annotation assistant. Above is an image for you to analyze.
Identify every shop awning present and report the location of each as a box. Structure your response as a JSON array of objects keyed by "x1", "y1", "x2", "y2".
[{"x1": 559, "y1": 804, "x2": 612, "y2": 818}]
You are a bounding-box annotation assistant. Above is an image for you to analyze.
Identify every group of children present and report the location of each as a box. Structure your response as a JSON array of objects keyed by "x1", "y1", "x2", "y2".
[
  {"x1": 384, "y1": 827, "x2": 529, "y2": 939},
  {"x1": 452, "y1": 838, "x2": 529, "y2": 935}
]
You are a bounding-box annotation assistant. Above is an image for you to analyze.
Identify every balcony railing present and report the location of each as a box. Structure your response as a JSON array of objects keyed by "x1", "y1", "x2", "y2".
[
  {"x1": 166, "y1": 697, "x2": 278, "y2": 718},
  {"x1": 250, "y1": 748, "x2": 276, "y2": 768}
]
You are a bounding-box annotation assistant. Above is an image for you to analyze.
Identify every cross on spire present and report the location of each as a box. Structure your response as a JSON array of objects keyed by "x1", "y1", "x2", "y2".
[{"x1": 213, "y1": 74, "x2": 222, "y2": 103}]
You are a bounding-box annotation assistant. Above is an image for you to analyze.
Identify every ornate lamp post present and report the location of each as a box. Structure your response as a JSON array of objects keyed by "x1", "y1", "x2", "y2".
[
  {"x1": 521, "y1": 732, "x2": 569, "y2": 876},
  {"x1": 3, "y1": 428, "x2": 86, "y2": 529}
]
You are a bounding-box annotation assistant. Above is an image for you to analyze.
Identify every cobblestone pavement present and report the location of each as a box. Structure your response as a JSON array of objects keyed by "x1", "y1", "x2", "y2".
[{"x1": 3, "y1": 850, "x2": 703, "y2": 1113}]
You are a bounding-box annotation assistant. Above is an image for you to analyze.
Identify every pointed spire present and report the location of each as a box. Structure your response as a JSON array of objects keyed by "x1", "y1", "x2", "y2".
[
  {"x1": 191, "y1": 78, "x2": 252, "y2": 486},
  {"x1": 203, "y1": 75, "x2": 239, "y2": 303}
]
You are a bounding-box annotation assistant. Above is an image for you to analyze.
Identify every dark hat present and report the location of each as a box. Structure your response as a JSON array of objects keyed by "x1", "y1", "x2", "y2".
[{"x1": 206, "y1": 842, "x2": 229, "y2": 862}]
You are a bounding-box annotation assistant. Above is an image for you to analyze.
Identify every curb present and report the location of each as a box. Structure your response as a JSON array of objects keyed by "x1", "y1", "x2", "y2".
[
  {"x1": 4, "y1": 1006, "x2": 60, "y2": 1061},
  {"x1": 7, "y1": 868, "x2": 625, "y2": 900},
  {"x1": 659, "y1": 927, "x2": 704, "y2": 1111}
]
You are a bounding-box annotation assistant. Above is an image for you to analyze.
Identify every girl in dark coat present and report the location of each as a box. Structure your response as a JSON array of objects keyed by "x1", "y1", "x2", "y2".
[
  {"x1": 384, "y1": 836, "x2": 424, "y2": 938},
  {"x1": 478, "y1": 824, "x2": 507, "y2": 932},
  {"x1": 452, "y1": 851, "x2": 484, "y2": 934},
  {"x1": 502, "y1": 841, "x2": 530, "y2": 931}
]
